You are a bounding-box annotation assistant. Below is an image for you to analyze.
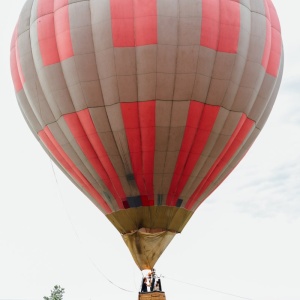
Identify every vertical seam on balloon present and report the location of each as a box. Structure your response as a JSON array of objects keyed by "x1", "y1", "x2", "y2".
[
  {"x1": 39, "y1": 127, "x2": 112, "y2": 214},
  {"x1": 261, "y1": 0, "x2": 271, "y2": 72},
  {"x1": 63, "y1": 110, "x2": 125, "y2": 209},
  {"x1": 221, "y1": 1, "x2": 251, "y2": 110},
  {"x1": 27, "y1": 0, "x2": 56, "y2": 126},
  {"x1": 105, "y1": 0, "x2": 137, "y2": 204},
  {"x1": 76, "y1": 109, "x2": 127, "y2": 209},
  {"x1": 160, "y1": 0, "x2": 180, "y2": 208},
  {"x1": 185, "y1": 114, "x2": 249, "y2": 210},
  {"x1": 185, "y1": 115, "x2": 255, "y2": 210},
  {"x1": 265, "y1": 0, "x2": 282, "y2": 77},
  {"x1": 88, "y1": 0, "x2": 131, "y2": 206},
  {"x1": 166, "y1": 101, "x2": 204, "y2": 205},
  {"x1": 139, "y1": 101, "x2": 156, "y2": 204},
  {"x1": 10, "y1": 24, "x2": 24, "y2": 92},
  {"x1": 167, "y1": 103, "x2": 220, "y2": 207}
]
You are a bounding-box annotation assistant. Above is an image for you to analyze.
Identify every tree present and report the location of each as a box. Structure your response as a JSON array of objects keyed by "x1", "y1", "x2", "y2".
[{"x1": 43, "y1": 285, "x2": 65, "y2": 300}]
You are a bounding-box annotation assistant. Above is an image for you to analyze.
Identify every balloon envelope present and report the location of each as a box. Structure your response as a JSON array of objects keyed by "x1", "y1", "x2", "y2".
[{"x1": 11, "y1": 0, "x2": 283, "y2": 270}]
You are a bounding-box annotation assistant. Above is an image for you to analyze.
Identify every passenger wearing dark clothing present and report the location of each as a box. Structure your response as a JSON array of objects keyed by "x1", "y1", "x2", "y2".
[{"x1": 141, "y1": 277, "x2": 148, "y2": 293}]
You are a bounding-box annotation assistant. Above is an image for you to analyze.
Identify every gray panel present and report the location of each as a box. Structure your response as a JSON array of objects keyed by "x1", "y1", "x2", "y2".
[
  {"x1": 100, "y1": 76, "x2": 119, "y2": 105},
  {"x1": 197, "y1": 46, "x2": 216, "y2": 77},
  {"x1": 157, "y1": 0, "x2": 178, "y2": 17},
  {"x1": 156, "y1": 100, "x2": 172, "y2": 127},
  {"x1": 114, "y1": 48, "x2": 136, "y2": 76},
  {"x1": 17, "y1": 29, "x2": 55, "y2": 126},
  {"x1": 155, "y1": 127, "x2": 170, "y2": 152},
  {"x1": 170, "y1": 101, "x2": 190, "y2": 127},
  {"x1": 117, "y1": 75, "x2": 138, "y2": 102},
  {"x1": 248, "y1": 13, "x2": 266, "y2": 64},
  {"x1": 206, "y1": 79, "x2": 229, "y2": 106},
  {"x1": 173, "y1": 74, "x2": 195, "y2": 100},
  {"x1": 156, "y1": 73, "x2": 175, "y2": 100},
  {"x1": 176, "y1": 46, "x2": 199, "y2": 74},
  {"x1": 136, "y1": 45, "x2": 157, "y2": 74},
  {"x1": 69, "y1": 1, "x2": 94, "y2": 55},
  {"x1": 250, "y1": 0, "x2": 266, "y2": 15},
  {"x1": 212, "y1": 53, "x2": 236, "y2": 80},
  {"x1": 17, "y1": 90, "x2": 43, "y2": 132},
  {"x1": 90, "y1": 107, "x2": 111, "y2": 133},
  {"x1": 36, "y1": 65, "x2": 72, "y2": 118},
  {"x1": 157, "y1": 45, "x2": 177, "y2": 73},
  {"x1": 17, "y1": 0, "x2": 33, "y2": 35},
  {"x1": 191, "y1": 74, "x2": 210, "y2": 102},
  {"x1": 158, "y1": 16, "x2": 178, "y2": 46},
  {"x1": 137, "y1": 73, "x2": 156, "y2": 101},
  {"x1": 74, "y1": 53, "x2": 99, "y2": 82},
  {"x1": 179, "y1": 0, "x2": 201, "y2": 17},
  {"x1": 178, "y1": 18, "x2": 201, "y2": 46},
  {"x1": 81, "y1": 81, "x2": 104, "y2": 107},
  {"x1": 96, "y1": 48, "x2": 116, "y2": 79}
]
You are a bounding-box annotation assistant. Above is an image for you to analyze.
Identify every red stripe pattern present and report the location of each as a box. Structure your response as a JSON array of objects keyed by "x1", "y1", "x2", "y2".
[
  {"x1": 39, "y1": 127, "x2": 112, "y2": 214},
  {"x1": 64, "y1": 109, "x2": 126, "y2": 209},
  {"x1": 121, "y1": 101, "x2": 156, "y2": 206},
  {"x1": 166, "y1": 102, "x2": 220, "y2": 206},
  {"x1": 186, "y1": 115, "x2": 255, "y2": 210},
  {"x1": 11, "y1": 0, "x2": 283, "y2": 215}
]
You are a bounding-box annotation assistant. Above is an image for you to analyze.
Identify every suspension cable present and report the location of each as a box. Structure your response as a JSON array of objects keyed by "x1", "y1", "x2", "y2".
[
  {"x1": 50, "y1": 161, "x2": 135, "y2": 293},
  {"x1": 162, "y1": 275, "x2": 253, "y2": 300}
]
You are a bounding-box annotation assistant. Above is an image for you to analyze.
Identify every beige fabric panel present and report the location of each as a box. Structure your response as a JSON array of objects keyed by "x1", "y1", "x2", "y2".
[
  {"x1": 158, "y1": 101, "x2": 189, "y2": 198},
  {"x1": 17, "y1": 31, "x2": 55, "y2": 127},
  {"x1": 254, "y1": 57, "x2": 284, "y2": 129},
  {"x1": 91, "y1": 0, "x2": 119, "y2": 106},
  {"x1": 122, "y1": 229, "x2": 176, "y2": 270},
  {"x1": 106, "y1": 206, "x2": 193, "y2": 233},
  {"x1": 156, "y1": 46, "x2": 176, "y2": 100},
  {"x1": 16, "y1": 90, "x2": 43, "y2": 132}
]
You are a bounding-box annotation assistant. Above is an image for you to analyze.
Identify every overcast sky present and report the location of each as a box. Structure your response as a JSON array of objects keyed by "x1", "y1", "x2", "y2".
[{"x1": 1, "y1": 1, "x2": 300, "y2": 300}]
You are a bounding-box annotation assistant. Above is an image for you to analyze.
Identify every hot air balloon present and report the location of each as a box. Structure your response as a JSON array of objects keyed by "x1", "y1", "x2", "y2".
[{"x1": 10, "y1": 0, "x2": 283, "y2": 275}]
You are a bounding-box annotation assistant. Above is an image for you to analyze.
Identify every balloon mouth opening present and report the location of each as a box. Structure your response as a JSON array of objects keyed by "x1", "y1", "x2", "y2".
[{"x1": 141, "y1": 269, "x2": 152, "y2": 276}]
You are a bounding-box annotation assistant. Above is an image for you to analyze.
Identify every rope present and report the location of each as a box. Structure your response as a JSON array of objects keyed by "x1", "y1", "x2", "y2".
[
  {"x1": 162, "y1": 275, "x2": 253, "y2": 300},
  {"x1": 50, "y1": 160, "x2": 135, "y2": 294},
  {"x1": 50, "y1": 161, "x2": 253, "y2": 299}
]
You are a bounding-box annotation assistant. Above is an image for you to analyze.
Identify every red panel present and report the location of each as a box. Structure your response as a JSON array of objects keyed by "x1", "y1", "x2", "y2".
[
  {"x1": 218, "y1": 0, "x2": 240, "y2": 53},
  {"x1": 167, "y1": 102, "x2": 220, "y2": 206},
  {"x1": 134, "y1": 0, "x2": 157, "y2": 46},
  {"x1": 39, "y1": 128, "x2": 112, "y2": 214},
  {"x1": 185, "y1": 115, "x2": 255, "y2": 210},
  {"x1": 110, "y1": 0, "x2": 135, "y2": 47},
  {"x1": 64, "y1": 111, "x2": 125, "y2": 209},
  {"x1": 54, "y1": 3, "x2": 74, "y2": 61},
  {"x1": 265, "y1": 0, "x2": 282, "y2": 77},
  {"x1": 10, "y1": 25, "x2": 25, "y2": 92},
  {"x1": 201, "y1": 0, "x2": 240, "y2": 53},
  {"x1": 38, "y1": 0, "x2": 54, "y2": 15},
  {"x1": 200, "y1": 0, "x2": 219, "y2": 50},
  {"x1": 139, "y1": 101, "x2": 156, "y2": 200},
  {"x1": 54, "y1": 0, "x2": 69, "y2": 11},
  {"x1": 110, "y1": 0, "x2": 157, "y2": 47},
  {"x1": 38, "y1": 0, "x2": 73, "y2": 66},
  {"x1": 38, "y1": 0, "x2": 60, "y2": 65},
  {"x1": 121, "y1": 101, "x2": 156, "y2": 205}
]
